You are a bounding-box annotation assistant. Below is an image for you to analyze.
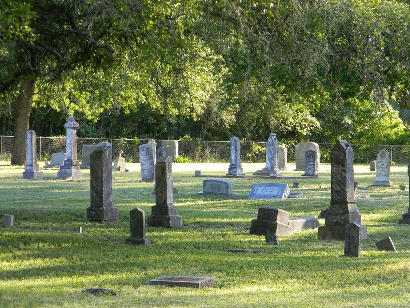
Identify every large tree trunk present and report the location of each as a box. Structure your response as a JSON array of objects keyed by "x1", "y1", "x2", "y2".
[{"x1": 11, "y1": 78, "x2": 36, "y2": 165}]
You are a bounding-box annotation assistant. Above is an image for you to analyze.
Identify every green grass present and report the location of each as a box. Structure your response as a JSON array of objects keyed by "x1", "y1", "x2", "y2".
[{"x1": 0, "y1": 162, "x2": 409, "y2": 307}]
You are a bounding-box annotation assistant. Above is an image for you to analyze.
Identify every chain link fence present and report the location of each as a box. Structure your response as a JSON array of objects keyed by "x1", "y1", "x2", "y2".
[{"x1": 0, "y1": 135, "x2": 408, "y2": 165}]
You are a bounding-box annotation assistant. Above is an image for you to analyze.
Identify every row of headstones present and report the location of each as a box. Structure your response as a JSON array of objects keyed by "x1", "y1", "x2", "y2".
[
  {"x1": 228, "y1": 134, "x2": 320, "y2": 177},
  {"x1": 86, "y1": 140, "x2": 409, "y2": 249}
]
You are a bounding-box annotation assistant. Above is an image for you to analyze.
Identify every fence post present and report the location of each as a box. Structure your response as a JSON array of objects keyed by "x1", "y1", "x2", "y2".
[{"x1": 39, "y1": 136, "x2": 42, "y2": 161}]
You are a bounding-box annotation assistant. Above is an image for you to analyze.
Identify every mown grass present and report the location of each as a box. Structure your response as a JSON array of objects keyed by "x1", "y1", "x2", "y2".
[{"x1": 0, "y1": 162, "x2": 409, "y2": 307}]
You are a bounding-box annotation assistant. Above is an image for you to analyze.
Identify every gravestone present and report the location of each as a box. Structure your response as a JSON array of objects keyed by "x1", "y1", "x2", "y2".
[
  {"x1": 156, "y1": 146, "x2": 170, "y2": 162},
  {"x1": 86, "y1": 143, "x2": 118, "y2": 223},
  {"x1": 195, "y1": 170, "x2": 201, "y2": 177},
  {"x1": 80, "y1": 144, "x2": 99, "y2": 169},
  {"x1": 250, "y1": 207, "x2": 292, "y2": 237},
  {"x1": 112, "y1": 150, "x2": 127, "y2": 172},
  {"x1": 318, "y1": 140, "x2": 366, "y2": 240},
  {"x1": 199, "y1": 178, "x2": 233, "y2": 196},
  {"x1": 344, "y1": 222, "x2": 361, "y2": 257},
  {"x1": 248, "y1": 183, "x2": 289, "y2": 200},
  {"x1": 23, "y1": 130, "x2": 43, "y2": 180},
  {"x1": 149, "y1": 276, "x2": 214, "y2": 288},
  {"x1": 288, "y1": 216, "x2": 320, "y2": 233},
  {"x1": 278, "y1": 145, "x2": 287, "y2": 170},
  {"x1": 376, "y1": 237, "x2": 397, "y2": 252},
  {"x1": 399, "y1": 163, "x2": 410, "y2": 224},
  {"x1": 371, "y1": 149, "x2": 392, "y2": 186},
  {"x1": 126, "y1": 208, "x2": 151, "y2": 245},
  {"x1": 56, "y1": 116, "x2": 82, "y2": 180},
  {"x1": 139, "y1": 139, "x2": 156, "y2": 182},
  {"x1": 2, "y1": 214, "x2": 14, "y2": 227},
  {"x1": 295, "y1": 142, "x2": 320, "y2": 171},
  {"x1": 148, "y1": 157, "x2": 182, "y2": 228},
  {"x1": 254, "y1": 133, "x2": 280, "y2": 176},
  {"x1": 44, "y1": 152, "x2": 65, "y2": 168},
  {"x1": 302, "y1": 150, "x2": 317, "y2": 177},
  {"x1": 227, "y1": 136, "x2": 244, "y2": 176},
  {"x1": 370, "y1": 160, "x2": 376, "y2": 171},
  {"x1": 157, "y1": 140, "x2": 178, "y2": 160},
  {"x1": 265, "y1": 230, "x2": 278, "y2": 245}
]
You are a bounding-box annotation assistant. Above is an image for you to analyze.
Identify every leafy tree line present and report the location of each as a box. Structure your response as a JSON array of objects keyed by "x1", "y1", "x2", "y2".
[{"x1": 0, "y1": 0, "x2": 408, "y2": 164}]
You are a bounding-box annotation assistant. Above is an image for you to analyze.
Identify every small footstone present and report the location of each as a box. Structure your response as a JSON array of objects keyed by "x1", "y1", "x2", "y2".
[
  {"x1": 292, "y1": 182, "x2": 299, "y2": 188},
  {"x1": 82, "y1": 288, "x2": 116, "y2": 296},
  {"x1": 344, "y1": 223, "x2": 361, "y2": 257},
  {"x1": 376, "y1": 237, "x2": 397, "y2": 252},
  {"x1": 195, "y1": 170, "x2": 201, "y2": 177},
  {"x1": 2, "y1": 214, "x2": 14, "y2": 227},
  {"x1": 126, "y1": 208, "x2": 151, "y2": 245},
  {"x1": 227, "y1": 249, "x2": 265, "y2": 254},
  {"x1": 357, "y1": 186, "x2": 368, "y2": 190},
  {"x1": 399, "y1": 185, "x2": 406, "y2": 191},
  {"x1": 265, "y1": 231, "x2": 278, "y2": 245},
  {"x1": 288, "y1": 192, "x2": 304, "y2": 199},
  {"x1": 149, "y1": 276, "x2": 214, "y2": 288}
]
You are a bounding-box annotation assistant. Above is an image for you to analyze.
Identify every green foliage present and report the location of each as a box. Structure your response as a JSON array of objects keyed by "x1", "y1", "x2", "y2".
[
  {"x1": 245, "y1": 142, "x2": 265, "y2": 163},
  {"x1": 174, "y1": 155, "x2": 190, "y2": 163}
]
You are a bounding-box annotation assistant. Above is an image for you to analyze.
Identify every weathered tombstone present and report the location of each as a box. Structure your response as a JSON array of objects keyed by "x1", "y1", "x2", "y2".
[
  {"x1": 156, "y1": 146, "x2": 170, "y2": 162},
  {"x1": 287, "y1": 216, "x2": 320, "y2": 233},
  {"x1": 126, "y1": 208, "x2": 151, "y2": 245},
  {"x1": 23, "y1": 130, "x2": 43, "y2": 180},
  {"x1": 250, "y1": 207, "x2": 292, "y2": 237},
  {"x1": 399, "y1": 163, "x2": 410, "y2": 224},
  {"x1": 148, "y1": 157, "x2": 182, "y2": 228},
  {"x1": 139, "y1": 139, "x2": 156, "y2": 182},
  {"x1": 199, "y1": 178, "x2": 233, "y2": 196},
  {"x1": 157, "y1": 140, "x2": 178, "y2": 160},
  {"x1": 2, "y1": 214, "x2": 14, "y2": 227},
  {"x1": 44, "y1": 152, "x2": 65, "y2": 168},
  {"x1": 318, "y1": 140, "x2": 366, "y2": 240},
  {"x1": 371, "y1": 149, "x2": 392, "y2": 186},
  {"x1": 265, "y1": 230, "x2": 278, "y2": 245},
  {"x1": 302, "y1": 150, "x2": 317, "y2": 177},
  {"x1": 194, "y1": 170, "x2": 201, "y2": 177},
  {"x1": 254, "y1": 133, "x2": 280, "y2": 176},
  {"x1": 376, "y1": 237, "x2": 397, "y2": 252},
  {"x1": 227, "y1": 136, "x2": 244, "y2": 176},
  {"x1": 80, "y1": 144, "x2": 99, "y2": 169},
  {"x1": 344, "y1": 222, "x2": 361, "y2": 257},
  {"x1": 248, "y1": 183, "x2": 289, "y2": 200},
  {"x1": 86, "y1": 143, "x2": 118, "y2": 223},
  {"x1": 370, "y1": 160, "x2": 376, "y2": 172},
  {"x1": 149, "y1": 276, "x2": 214, "y2": 288},
  {"x1": 112, "y1": 150, "x2": 127, "y2": 172},
  {"x1": 278, "y1": 145, "x2": 287, "y2": 171},
  {"x1": 56, "y1": 116, "x2": 82, "y2": 180},
  {"x1": 295, "y1": 142, "x2": 320, "y2": 171}
]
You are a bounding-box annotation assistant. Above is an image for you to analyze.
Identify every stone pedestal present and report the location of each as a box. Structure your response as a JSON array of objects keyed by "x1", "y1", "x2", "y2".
[
  {"x1": 148, "y1": 157, "x2": 182, "y2": 228},
  {"x1": 23, "y1": 130, "x2": 43, "y2": 180},
  {"x1": 254, "y1": 133, "x2": 280, "y2": 176},
  {"x1": 86, "y1": 143, "x2": 118, "y2": 223},
  {"x1": 126, "y1": 208, "x2": 151, "y2": 245},
  {"x1": 371, "y1": 149, "x2": 391, "y2": 186},
  {"x1": 318, "y1": 140, "x2": 366, "y2": 240},
  {"x1": 227, "y1": 136, "x2": 244, "y2": 176},
  {"x1": 57, "y1": 116, "x2": 82, "y2": 180},
  {"x1": 399, "y1": 163, "x2": 410, "y2": 224},
  {"x1": 250, "y1": 207, "x2": 291, "y2": 236},
  {"x1": 139, "y1": 139, "x2": 156, "y2": 182}
]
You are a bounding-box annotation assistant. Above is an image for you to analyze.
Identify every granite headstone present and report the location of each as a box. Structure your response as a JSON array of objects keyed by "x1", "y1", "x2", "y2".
[
  {"x1": 372, "y1": 149, "x2": 392, "y2": 186},
  {"x1": 86, "y1": 142, "x2": 118, "y2": 223},
  {"x1": 227, "y1": 136, "x2": 244, "y2": 176},
  {"x1": 249, "y1": 183, "x2": 289, "y2": 200},
  {"x1": 126, "y1": 208, "x2": 151, "y2": 245},
  {"x1": 302, "y1": 150, "x2": 316, "y2": 176},
  {"x1": 295, "y1": 142, "x2": 320, "y2": 171},
  {"x1": 344, "y1": 222, "x2": 361, "y2": 257},
  {"x1": 318, "y1": 140, "x2": 366, "y2": 240},
  {"x1": 23, "y1": 130, "x2": 43, "y2": 180},
  {"x1": 139, "y1": 139, "x2": 156, "y2": 182}
]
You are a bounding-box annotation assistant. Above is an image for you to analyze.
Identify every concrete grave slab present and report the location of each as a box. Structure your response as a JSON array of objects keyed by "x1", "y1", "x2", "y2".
[{"x1": 149, "y1": 276, "x2": 214, "y2": 288}]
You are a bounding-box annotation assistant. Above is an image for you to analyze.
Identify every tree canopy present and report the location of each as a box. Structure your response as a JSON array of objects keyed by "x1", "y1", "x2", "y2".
[{"x1": 0, "y1": 0, "x2": 408, "y2": 163}]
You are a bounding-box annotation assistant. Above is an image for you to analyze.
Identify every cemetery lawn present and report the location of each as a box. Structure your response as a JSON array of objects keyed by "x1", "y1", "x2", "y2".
[{"x1": 0, "y1": 162, "x2": 409, "y2": 308}]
